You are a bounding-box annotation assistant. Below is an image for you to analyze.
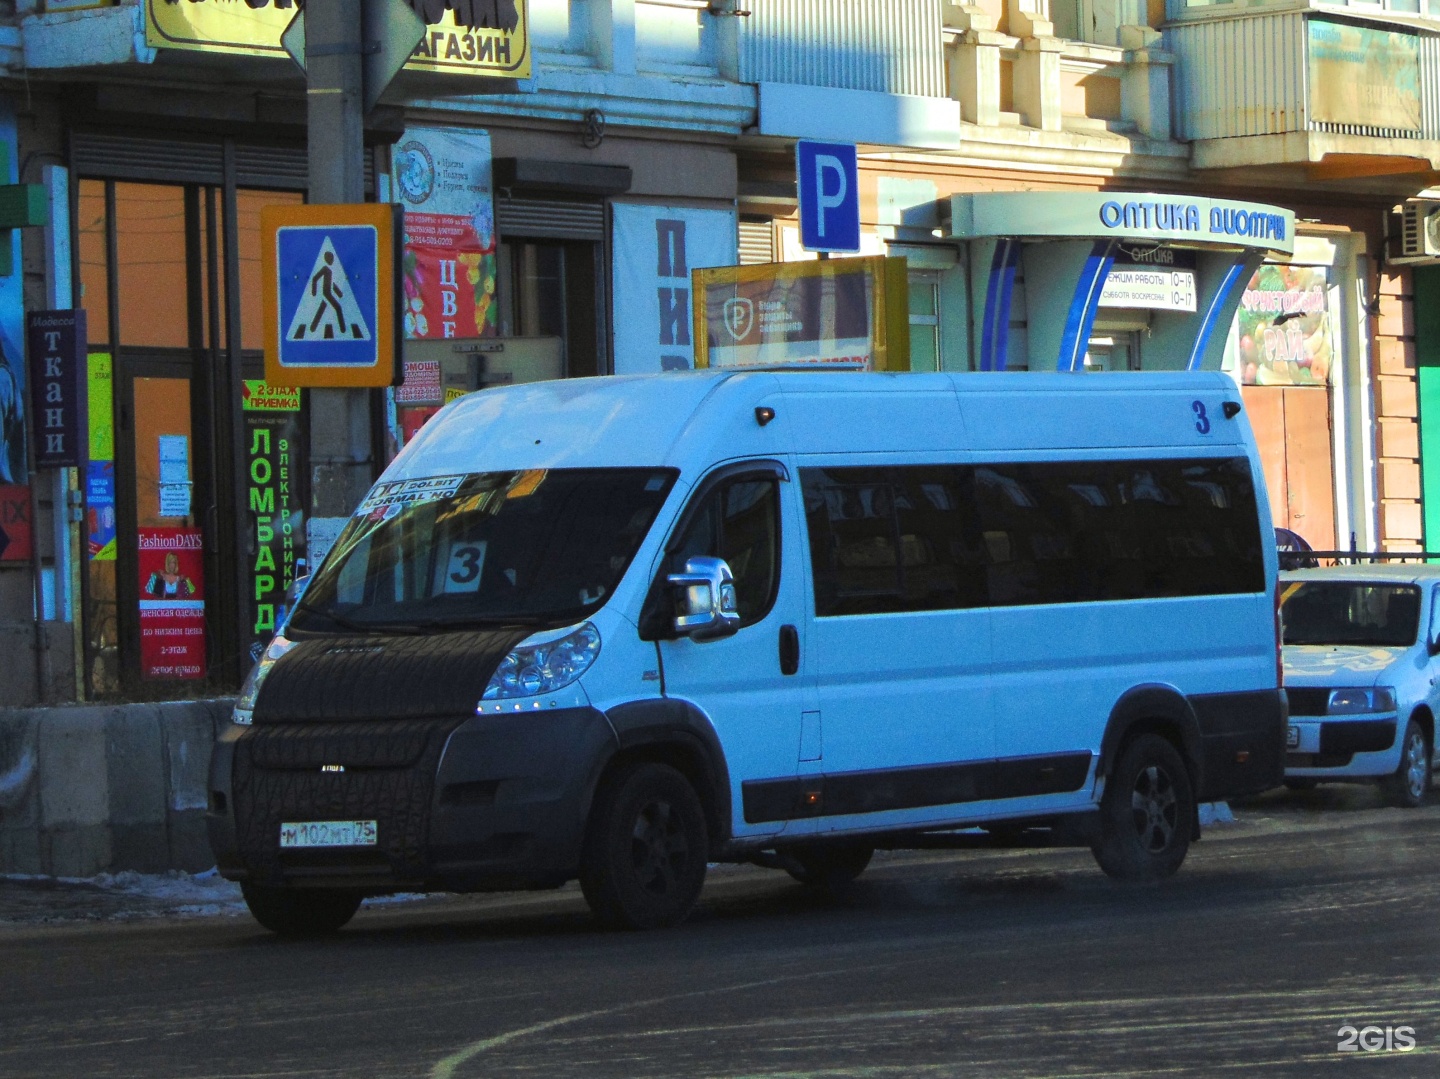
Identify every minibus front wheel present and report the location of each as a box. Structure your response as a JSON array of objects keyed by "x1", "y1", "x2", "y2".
[
  {"x1": 579, "y1": 761, "x2": 710, "y2": 930},
  {"x1": 240, "y1": 884, "x2": 363, "y2": 936},
  {"x1": 1091, "y1": 734, "x2": 1194, "y2": 882}
]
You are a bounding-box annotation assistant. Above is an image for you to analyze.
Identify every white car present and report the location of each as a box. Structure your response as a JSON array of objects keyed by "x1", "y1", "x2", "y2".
[{"x1": 1280, "y1": 564, "x2": 1440, "y2": 806}]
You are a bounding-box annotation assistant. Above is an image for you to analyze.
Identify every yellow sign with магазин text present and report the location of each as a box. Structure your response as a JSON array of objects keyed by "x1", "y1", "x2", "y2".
[{"x1": 144, "y1": 0, "x2": 530, "y2": 79}]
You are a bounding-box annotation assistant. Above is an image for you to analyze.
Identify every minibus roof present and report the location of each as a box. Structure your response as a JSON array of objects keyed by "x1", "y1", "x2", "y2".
[{"x1": 383, "y1": 369, "x2": 1246, "y2": 482}]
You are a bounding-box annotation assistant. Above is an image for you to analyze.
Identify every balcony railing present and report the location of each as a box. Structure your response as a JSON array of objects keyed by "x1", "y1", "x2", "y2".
[
  {"x1": 1169, "y1": 9, "x2": 1440, "y2": 143},
  {"x1": 737, "y1": 0, "x2": 947, "y2": 96}
]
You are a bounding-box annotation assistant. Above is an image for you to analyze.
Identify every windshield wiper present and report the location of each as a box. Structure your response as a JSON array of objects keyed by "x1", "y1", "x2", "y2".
[{"x1": 291, "y1": 599, "x2": 373, "y2": 635}]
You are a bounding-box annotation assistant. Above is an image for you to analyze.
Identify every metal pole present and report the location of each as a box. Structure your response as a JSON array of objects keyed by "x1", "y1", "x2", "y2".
[{"x1": 306, "y1": 0, "x2": 375, "y2": 522}]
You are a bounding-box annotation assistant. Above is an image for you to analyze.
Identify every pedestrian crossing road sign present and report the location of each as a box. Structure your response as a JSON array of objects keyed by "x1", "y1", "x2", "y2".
[{"x1": 261, "y1": 203, "x2": 402, "y2": 387}]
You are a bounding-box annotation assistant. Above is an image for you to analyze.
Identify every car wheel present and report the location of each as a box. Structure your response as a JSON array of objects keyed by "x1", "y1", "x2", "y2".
[
  {"x1": 1091, "y1": 734, "x2": 1194, "y2": 882},
  {"x1": 1384, "y1": 720, "x2": 1429, "y2": 809},
  {"x1": 580, "y1": 762, "x2": 709, "y2": 930},
  {"x1": 1283, "y1": 778, "x2": 1318, "y2": 791},
  {"x1": 240, "y1": 885, "x2": 362, "y2": 936},
  {"x1": 784, "y1": 844, "x2": 874, "y2": 892}
]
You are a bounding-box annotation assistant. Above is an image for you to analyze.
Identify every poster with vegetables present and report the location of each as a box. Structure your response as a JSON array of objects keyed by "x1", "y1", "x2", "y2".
[
  {"x1": 391, "y1": 126, "x2": 497, "y2": 340},
  {"x1": 1228, "y1": 264, "x2": 1334, "y2": 386}
]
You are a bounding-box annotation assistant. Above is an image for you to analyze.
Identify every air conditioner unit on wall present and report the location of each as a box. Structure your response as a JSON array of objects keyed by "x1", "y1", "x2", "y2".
[{"x1": 1392, "y1": 200, "x2": 1440, "y2": 265}]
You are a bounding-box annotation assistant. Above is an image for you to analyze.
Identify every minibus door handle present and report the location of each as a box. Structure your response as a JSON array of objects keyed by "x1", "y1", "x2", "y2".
[{"x1": 779, "y1": 624, "x2": 800, "y2": 676}]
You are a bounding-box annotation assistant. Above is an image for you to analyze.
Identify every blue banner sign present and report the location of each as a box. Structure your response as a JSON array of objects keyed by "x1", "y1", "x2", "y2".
[{"x1": 26, "y1": 309, "x2": 87, "y2": 469}]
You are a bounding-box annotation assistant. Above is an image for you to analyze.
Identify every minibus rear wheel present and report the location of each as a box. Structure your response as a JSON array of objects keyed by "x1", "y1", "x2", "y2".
[
  {"x1": 580, "y1": 761, "x2": 709, "y2": 930},
  {"x1": 1091, "y1": 733, "x2": 1194, "y2": 882},
  {"x1": 240, "y1": 884, "x2": 362, "y2": 936}
]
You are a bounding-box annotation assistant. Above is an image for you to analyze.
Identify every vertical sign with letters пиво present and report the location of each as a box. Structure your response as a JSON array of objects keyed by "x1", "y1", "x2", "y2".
[
  {"x1": 242, "y1": 380, "x2": 308, "y2": 660},
  {"x1": 26, "y1": 309, "x2": 87, "y2": 469},
  {"x1": 612, "y1": 205, "x2": 737, "y2": 375}
]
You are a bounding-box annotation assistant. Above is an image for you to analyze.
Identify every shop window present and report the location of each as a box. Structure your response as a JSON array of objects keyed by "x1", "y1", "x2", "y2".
[
  {"x1": 495, "y1": 239, "x2": 600, "y2": 378},
  {"x1": 237, "y1": 189, "x2": 305, "y2": 350},
  {"x1": 77, "y1": 180, "x2": 110, "y2": 346},
  {"x1": 114, "y1": 183, "x2": 189, "y2": 349},
  {"x1": 908, "y1": 272, "x2": 941, "y2": 372}
]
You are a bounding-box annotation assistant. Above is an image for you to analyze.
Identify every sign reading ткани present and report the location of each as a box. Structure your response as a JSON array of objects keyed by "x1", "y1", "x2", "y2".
[{"x1": 948, "y1": 192, "x2": 1296, "y2": 255}]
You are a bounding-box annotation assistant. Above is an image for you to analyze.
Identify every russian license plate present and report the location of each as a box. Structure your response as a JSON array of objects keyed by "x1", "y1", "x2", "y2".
[
  {"x1": 279, "y1": 820, "x2": 378, "y2": 848},
  {"x1": 1287, "y1": 725, "x2": 1300, "y2": 749}
]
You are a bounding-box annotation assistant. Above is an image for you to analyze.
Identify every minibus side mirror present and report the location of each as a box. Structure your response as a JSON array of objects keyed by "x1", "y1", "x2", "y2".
[{"x1": 667, "y1": 556, "x2": 740, "y2": 641}]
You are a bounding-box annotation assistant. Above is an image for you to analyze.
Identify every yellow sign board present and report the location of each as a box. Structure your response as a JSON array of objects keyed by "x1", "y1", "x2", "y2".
[
  {"x1": 145, "y1": 0, "x2": 531, "y2": 79},
  {"x1": 693, "y1": 257, "x2": 910, "y2": 372},
  {"x1": 261, "y1": 203, "x2": 401, "y2": 388}
]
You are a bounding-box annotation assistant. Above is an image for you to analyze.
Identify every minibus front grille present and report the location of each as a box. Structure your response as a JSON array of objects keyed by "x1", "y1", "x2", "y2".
[
  {"x1": 231, "y1": 717, "x2": 464, "y2": 881},
  {"x1": 253, "y1": 628, "x2": 527, "y2": 723}
]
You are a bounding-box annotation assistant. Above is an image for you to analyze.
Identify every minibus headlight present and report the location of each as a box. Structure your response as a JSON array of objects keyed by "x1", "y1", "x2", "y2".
[
  {"x1": 482, "y1": 622, "x2": 601, "y2": 702},
  {"x1": 1326, "y1": 686, "x2": 1396, "y2": 714},
  {"x1": 232, "y1": 634, "x2": 298, "y2": 725}
]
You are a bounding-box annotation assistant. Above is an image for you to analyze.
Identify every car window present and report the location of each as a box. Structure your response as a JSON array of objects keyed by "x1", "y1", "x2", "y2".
[
  {"x1": 1280, "y1": 582, "x2": 1421, "y2": 647},
  {"x1": 667, "y1": 477, "x2": 781, "y2": 628}
]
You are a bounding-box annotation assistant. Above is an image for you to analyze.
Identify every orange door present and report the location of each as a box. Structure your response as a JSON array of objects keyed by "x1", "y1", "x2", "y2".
[{"x1": 1240, "y1": 385, "x2": 1336, "y2": 551}]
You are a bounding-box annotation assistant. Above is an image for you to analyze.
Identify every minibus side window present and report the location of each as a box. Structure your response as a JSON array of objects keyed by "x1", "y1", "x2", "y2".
[
  {"x1": 802, "y1": 458, "x2": 1263, "y2": 617},
  {"x1": 668, "y1": 478, "x2": 780, "y2": 627},
  {"x1": 801, "y1": 466, "x2": 987, "y2": 617}
]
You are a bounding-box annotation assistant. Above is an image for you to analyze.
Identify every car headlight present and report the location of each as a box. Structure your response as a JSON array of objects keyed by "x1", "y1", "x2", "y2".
[
  {"x1": 481, "y1": 622, "x2": 600, "y2": 702},
  {"x1": 232, "y1": 634, "x2": 298, "y2": 725},
  {"x1": 1326, "y1": 686, "x2": 1397, "y2": 714}
]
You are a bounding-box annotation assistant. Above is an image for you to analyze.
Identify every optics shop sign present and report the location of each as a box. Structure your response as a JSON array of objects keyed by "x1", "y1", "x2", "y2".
[
  {"x1": 693, "y1": 257, "x2": 910, "y2": 371},
  {"x1": 949, "y1": 193, "x2": 1295, "y2": 256},
  {"x1": 26, "y1": 309, "x2": 87, "y2": 469},
  {"x1": 146, "y1": 0, "x2": 531, "y2": 78},
  {"x1": 1099, "y1": 245, "x2": 1198, "y2": 313}
]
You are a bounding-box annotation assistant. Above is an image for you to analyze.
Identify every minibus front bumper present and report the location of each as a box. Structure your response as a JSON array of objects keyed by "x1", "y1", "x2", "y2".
[{"x1": 207, "y1": 707, "x2": 616, "y2": 893}]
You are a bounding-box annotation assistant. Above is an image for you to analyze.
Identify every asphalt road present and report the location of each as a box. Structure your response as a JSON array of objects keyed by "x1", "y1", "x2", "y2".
[{"x1": 3, "y1": 786, "x2": 1439, "y2": 1079}]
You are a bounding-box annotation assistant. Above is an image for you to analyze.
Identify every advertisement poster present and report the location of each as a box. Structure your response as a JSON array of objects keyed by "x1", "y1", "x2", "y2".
[
  {"x1": 1309, "y1": 20, "x2": 1420, "y2": 133},
  {"x1": 138, "y1": 527, "x2": 206, "y2": 681},
  {"x1": 612, "y1": 204, "x2": 737, "y2": 374},
  {"x1": 1226, "y1": 264, "x2": 1334, "y2": 387},
  {"x1": 145, "y1": 0, "x2": 531, "y2": 78},
  {"x1": 243, "y1": 380, "x2": 308, "y2": 662},
  {"x1": 695, "y1": 257, "x2": 910, "y2": 371},
  {"x1": 87, "y1": 353, "x2": 116, "y2": 561},
  {"x1": 392, "y1": 127, "x2": 497, "y2": 341}
]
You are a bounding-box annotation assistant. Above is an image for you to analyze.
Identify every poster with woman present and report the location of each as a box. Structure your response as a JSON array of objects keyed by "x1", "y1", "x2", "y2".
[
  {"x1": 1226, "y1": 264, "x2": 1335, "y2": 387},
  {"x1": 137, "y1": 527, "x2": 206, "y2": 680}
]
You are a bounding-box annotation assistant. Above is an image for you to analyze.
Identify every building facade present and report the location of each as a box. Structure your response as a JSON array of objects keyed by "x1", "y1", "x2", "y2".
[{"x1": 0, "y1": 0, "x2": 1434, "y2": 704}]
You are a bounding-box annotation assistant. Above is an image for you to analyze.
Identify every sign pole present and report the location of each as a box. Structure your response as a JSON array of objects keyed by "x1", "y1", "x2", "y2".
[{"x1": 305, "y1": 0, "x2": 376, "y2": 524}]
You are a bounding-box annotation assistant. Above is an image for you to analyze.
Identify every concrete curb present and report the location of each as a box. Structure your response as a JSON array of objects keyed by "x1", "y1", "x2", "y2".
[{"x1": 0, "y1": 699, "x2": 234, "y2": 877}]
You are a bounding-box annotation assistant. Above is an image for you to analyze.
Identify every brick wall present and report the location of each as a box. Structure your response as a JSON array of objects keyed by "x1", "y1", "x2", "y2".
[{"x1": 1375, "y1": 269, "x2": 1423, "y2": 551}]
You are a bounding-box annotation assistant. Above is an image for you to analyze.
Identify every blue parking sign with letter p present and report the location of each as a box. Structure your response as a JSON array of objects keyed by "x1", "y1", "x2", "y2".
[{"x1": 797, "y1": 140, "x2": 860, "y2": 254}]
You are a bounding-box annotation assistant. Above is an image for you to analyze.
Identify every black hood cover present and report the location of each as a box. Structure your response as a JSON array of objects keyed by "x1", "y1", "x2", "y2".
[{"x1": 253, "y1": 628, "x2": 529, "y2": 723}]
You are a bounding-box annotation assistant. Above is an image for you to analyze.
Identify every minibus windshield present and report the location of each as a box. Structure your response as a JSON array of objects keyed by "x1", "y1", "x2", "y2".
[
  {"x1": 1280, "y1": 581, "x2": 1420, "y2": 647},
  {"x1": 288, "y1": 468, "x2": 678, "y2": 634}
]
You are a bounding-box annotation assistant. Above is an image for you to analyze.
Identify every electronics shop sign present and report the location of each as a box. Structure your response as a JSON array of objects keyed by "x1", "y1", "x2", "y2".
[{"x1": 949, "y1": 192, "x2": 1295, "y2": 256}]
